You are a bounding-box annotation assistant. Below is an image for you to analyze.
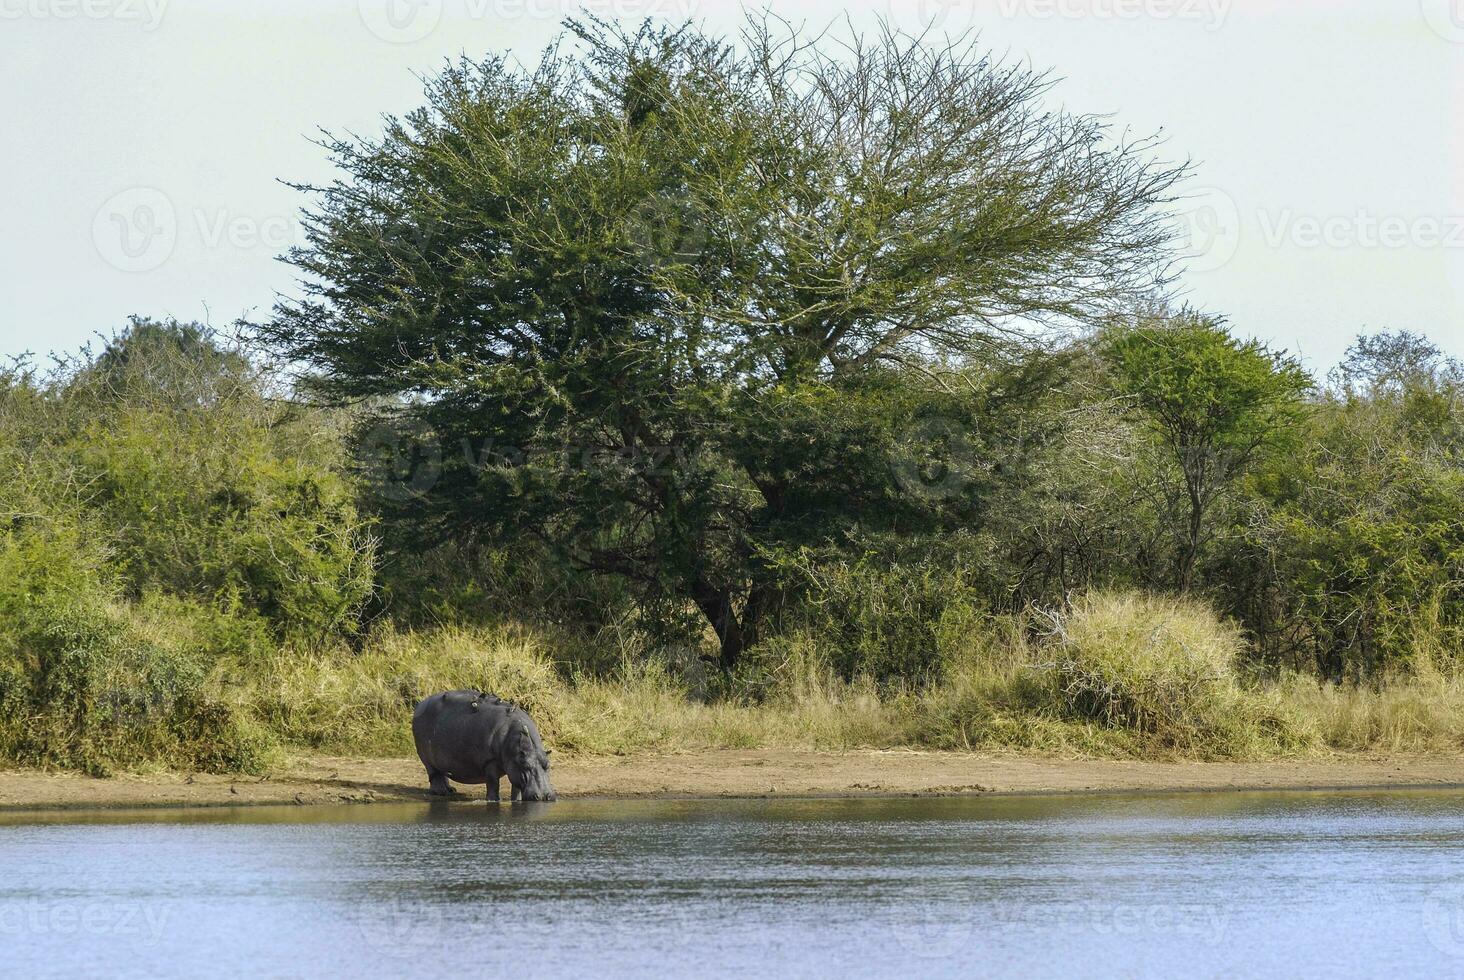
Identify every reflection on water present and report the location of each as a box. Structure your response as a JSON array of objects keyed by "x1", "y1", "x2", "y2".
[{"x1": 3, "y1": 792, "x2": 1464, "y2": 978}]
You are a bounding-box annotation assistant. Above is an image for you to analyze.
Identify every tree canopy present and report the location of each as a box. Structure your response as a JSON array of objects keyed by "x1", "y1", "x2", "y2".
[
  {"x1": 264, "y1": 17, "x2": 1187, "y2": 666},
  {"x1": 1105, "y1": 311, "x2": 1311, "y2": 589}
]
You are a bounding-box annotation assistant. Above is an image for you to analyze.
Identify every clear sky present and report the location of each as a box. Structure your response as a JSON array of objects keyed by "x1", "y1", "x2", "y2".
[{"x1": 3, "y1": 0, "x2": 1461, "y2": 372}]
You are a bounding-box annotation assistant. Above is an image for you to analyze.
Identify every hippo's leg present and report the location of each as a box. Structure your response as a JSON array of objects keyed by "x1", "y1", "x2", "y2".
[
  {"x1": 425, "y1": 767, "x2": 451, "y2": 797},
  {"x1": 511, "y1": 783, "x2": 522, "y2": 802},
  {"x1": 487, "y1": 776, "x2": 501, "y2": 803}
]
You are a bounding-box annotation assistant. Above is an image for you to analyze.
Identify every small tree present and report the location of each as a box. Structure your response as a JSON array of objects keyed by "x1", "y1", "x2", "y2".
[{"x1": 1105, "y1": 313, "x2": 1310, "y2": 590}]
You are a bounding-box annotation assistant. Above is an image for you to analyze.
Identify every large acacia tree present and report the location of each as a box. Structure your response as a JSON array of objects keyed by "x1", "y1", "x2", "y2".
[{"x1": 264, "y1": 18, "x2": 1185, "y2": 667}]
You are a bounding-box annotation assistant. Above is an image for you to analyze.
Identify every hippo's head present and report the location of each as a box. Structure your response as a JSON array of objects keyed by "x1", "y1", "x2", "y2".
[{"x1": 507, "y1": 724, "x2": 556, "y2": 802}]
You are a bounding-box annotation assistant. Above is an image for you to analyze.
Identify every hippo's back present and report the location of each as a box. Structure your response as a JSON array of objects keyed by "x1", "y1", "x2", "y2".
[
  {"x1": 412, "y1": 690, "x2": 511, "y2": 783},
  {"x1": 412, "y1": 690, "x2": 458, "y2": 740}
]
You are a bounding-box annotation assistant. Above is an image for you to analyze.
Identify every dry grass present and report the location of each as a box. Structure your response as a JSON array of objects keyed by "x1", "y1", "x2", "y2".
[
  {"x1": 1033, "y1": 592, "x2": 1306, "y2": 757},
  {"x1": 216, "y1": 592, "x2": 1461, "y2": 764},
  {"x1": 1277, "y1": 673, "x2": 1464, "y2": 754}
]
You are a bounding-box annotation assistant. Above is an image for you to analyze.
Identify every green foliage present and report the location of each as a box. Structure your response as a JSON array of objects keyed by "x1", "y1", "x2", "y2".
[
  {"x1": 764, "y1": 534, "x2": 994, "y2": 684},
  {"x1": 1104, "y1": 311, "x2": 1311, "y2": 588},
  {"x1": 0, "y1": 319, "x2": 372, "y2": 773},
  {"x1": 4, "y1": 318, "x2": 375, "y2": 643},
  {"x1": 11, "y1": 314, "x2": 1464, "y2": 776},
  {"x1": 1107, "y1": 314, "x2": 1310, "y2": 454},
  {"x1": 1236, "y1": 333, "x2": 1464, "y2": 678},
  {"x1": 1106, "y1": 312, "x2": 1317, "y2": 588},
  {"x1": 264, "y1": 17, "x2": 1183, "y2": 667},
  {"x1": 0, "y1": 530, "x2": 270, "y2": 775},
  {"x1": 75, "y1": 407, "x2": 372, "y2": 642}
]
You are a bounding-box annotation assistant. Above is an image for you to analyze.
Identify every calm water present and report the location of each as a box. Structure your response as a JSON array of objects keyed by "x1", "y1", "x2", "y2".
[{"x1": 3, "y1": 792, "x2": 1464, "y2": 978}]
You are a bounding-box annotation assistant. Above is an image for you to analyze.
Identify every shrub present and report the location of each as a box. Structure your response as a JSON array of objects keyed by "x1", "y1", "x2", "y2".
[
  {"x1": 1039, "y1": 592, "x2": 1302, "y2": 754},
  {"x1": 1234, "y1": 333, "x2": 1464, "y2": 679},
  {"x1": 771, "y1": 536, "x2": 995, "y2": 684},
  {"x1": 65, "y1": 327, "x2": 375, "y2": 643},
  {"x1": 0, "y1": 565, "x2": 271, "y2": 776},
  {"x1": 0, "y1": 320, "x2": 369, "y2": 774}
]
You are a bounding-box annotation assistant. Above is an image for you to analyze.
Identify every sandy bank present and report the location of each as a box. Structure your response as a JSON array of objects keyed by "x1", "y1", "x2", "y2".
[{"x1": 1, "y1": 750, "x2": 1462, "y2": 811}]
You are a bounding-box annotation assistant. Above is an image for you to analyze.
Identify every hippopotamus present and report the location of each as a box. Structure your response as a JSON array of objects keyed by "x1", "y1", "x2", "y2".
[{"x1": 412, "y1": 690, "x2": 557, "y2": 802}]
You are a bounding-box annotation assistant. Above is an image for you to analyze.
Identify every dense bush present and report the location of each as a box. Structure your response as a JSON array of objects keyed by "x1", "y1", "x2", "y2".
[
  {"x1": 763, "y1": 534, "x2": 994, "y2": 684},
  {"x1": 1233, "y1": 333, "x2": 1464, "y2": 679},
  {"x1": 2, "y1": 319, "x2": 375, "y2": 644},
  {"x1": 0, "y1": 530, "x2": 269, "y2": 774},
  {"x1": 8, "y1": 314, "x2": 1464, "y2": 775},
  {"x1": 0, "y1": 320, "x2": 372, "y2": 771}
]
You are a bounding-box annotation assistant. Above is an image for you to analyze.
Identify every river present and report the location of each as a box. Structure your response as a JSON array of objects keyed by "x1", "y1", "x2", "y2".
[{"x1": 3, "y1": 791, "x2": 1464, "y2": 978}]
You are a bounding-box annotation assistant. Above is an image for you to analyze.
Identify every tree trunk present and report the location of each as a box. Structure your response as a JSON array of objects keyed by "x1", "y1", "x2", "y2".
[
  {"x1": 691, "y1": 578, "x2": 746, "y2": 671},
  {"x1": 1177, "y1": 532, "x2": 1198, "y2": 592},
  {"x1": 1178, "y1": 472, "x2": 1204, "y2": 591}
]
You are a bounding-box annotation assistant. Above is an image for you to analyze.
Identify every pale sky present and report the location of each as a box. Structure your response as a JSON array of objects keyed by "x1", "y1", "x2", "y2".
[{"x1": 3, "y1": 0, "x2": 1462, "y2": 372}]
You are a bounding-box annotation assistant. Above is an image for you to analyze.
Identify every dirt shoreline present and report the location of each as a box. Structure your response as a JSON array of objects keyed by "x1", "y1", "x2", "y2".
[{"x1": 2, "y1": 749, "x2": 1463, "y2": 812}]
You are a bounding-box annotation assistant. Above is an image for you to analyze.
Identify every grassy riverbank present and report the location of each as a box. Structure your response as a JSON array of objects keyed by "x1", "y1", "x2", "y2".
[
  {"x1": 8, "y1": 324, "x2": 1464, "y2": 780},
  {"x1": 232, "y1": 592, "x2": 1464, "y2": 767},
  {"x1": 12, "y1": 591, "x2": 1464, "y2": 780}
]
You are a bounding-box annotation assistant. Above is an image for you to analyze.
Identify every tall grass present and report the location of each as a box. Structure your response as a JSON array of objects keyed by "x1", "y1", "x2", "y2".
[
  {"x1": 9, "y1": 584, "x2": 1464, "y2": 773},
  {"x1": 214, "y1": 592, "x2": 1464, "y2": 766},
  {"x1": 231, "y1": 623, "x2": 909, "y2": 757}
]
